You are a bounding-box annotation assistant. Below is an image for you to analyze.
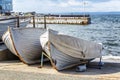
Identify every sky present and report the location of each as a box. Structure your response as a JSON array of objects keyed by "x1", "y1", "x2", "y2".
[{"x1": 13, "y1": 0, "x2": 120, "y2": 13}]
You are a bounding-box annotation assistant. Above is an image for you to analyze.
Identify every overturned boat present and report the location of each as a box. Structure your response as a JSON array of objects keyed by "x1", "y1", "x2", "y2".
[
  {"x1": 2, "y1": 27, "x2": 46, "y2": 64},
  {"x1": 0, "y1": 18, "x2": 30, "y2": 40},
  {"x1": 0, "y1": 19, "x2": 16, "y2": 40},
  {"x1": 40, "y1": 29, "x2": 103, "y2": 70}
]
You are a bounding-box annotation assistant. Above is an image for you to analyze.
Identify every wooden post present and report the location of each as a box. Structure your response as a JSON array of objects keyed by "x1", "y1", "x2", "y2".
[
  {"x1": 33, "y1": 16, "x2": 35, "y2": 28},
  {"x1": 40, "y1": 53, "x2": 44, "y2": 68},
  {"x1": 17, "y1": 16, "x2": 20, "y2": 28},
  {"x1": 44, "y1": 15, "x2": 46, "y2": 29}
]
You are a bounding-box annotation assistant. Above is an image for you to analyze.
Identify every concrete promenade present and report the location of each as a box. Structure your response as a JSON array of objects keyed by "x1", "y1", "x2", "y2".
[{"x1": 0, "y1": 58, "x2": 120, "y2": 80}]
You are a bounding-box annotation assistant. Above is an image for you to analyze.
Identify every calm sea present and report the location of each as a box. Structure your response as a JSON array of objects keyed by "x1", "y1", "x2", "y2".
[{"x1": 29, "y1": 14, "x2": 120, "y2": 56}]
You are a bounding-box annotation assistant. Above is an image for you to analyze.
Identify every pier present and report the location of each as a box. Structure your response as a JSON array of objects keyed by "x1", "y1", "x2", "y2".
[{"x1": 31, "y1": 15, "x2": 91, "y2": 25}]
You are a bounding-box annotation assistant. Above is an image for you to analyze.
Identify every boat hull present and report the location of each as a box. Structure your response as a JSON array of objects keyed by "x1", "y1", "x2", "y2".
[
  {"x1": 2, "y1": 27, "x2": 46, "y2": 64},
  {"x1": 40, "y1": 29, "x2": 102, "y2": 70}
]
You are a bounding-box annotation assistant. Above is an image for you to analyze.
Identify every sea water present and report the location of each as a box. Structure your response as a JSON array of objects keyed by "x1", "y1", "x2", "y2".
[{"x1": 28, "y1": 14, "x2": 120, "y2": 56}]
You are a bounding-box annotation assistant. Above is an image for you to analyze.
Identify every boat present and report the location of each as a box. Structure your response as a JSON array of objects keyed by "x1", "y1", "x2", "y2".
[
  {"x1": 40, "y1": 29, "x2": 103, "y2": 70},
  {"x1": 2, "y1": 27, "x2": 46, "y2": 64},
  {"x1": 0, "y1": 18, "x2": 30, "y2": 40}
]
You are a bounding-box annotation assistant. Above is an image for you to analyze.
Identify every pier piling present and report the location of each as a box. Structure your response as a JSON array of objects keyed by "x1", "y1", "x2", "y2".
[
  {"x1": 16, "y1": 16, "x2": 20, "y2": 28},
  {"x1": 44, "y1": 15, "x2": 47, "y2": 29},
  {"x1": 32, "y1": 16, "x2": 35, "y2": 28}
]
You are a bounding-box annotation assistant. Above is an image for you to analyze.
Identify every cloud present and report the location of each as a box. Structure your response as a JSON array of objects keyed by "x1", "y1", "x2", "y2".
[
  {"x1": 87, "y1": 0, "x2": 120, "y2": 12},
  {"x1": 13, "y1": 0, "x2": 120, "y2": 13}
]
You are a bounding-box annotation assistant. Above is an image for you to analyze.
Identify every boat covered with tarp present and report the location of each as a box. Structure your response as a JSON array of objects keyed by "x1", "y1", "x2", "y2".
[{"x1": 40, "y1": 29, "x2": 103, "y2": 70}]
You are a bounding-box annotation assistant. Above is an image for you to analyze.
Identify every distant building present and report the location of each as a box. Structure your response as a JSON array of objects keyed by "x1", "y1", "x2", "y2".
[{"x1": 0, "y1": 0, "x2": 13, "y2": 13}]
